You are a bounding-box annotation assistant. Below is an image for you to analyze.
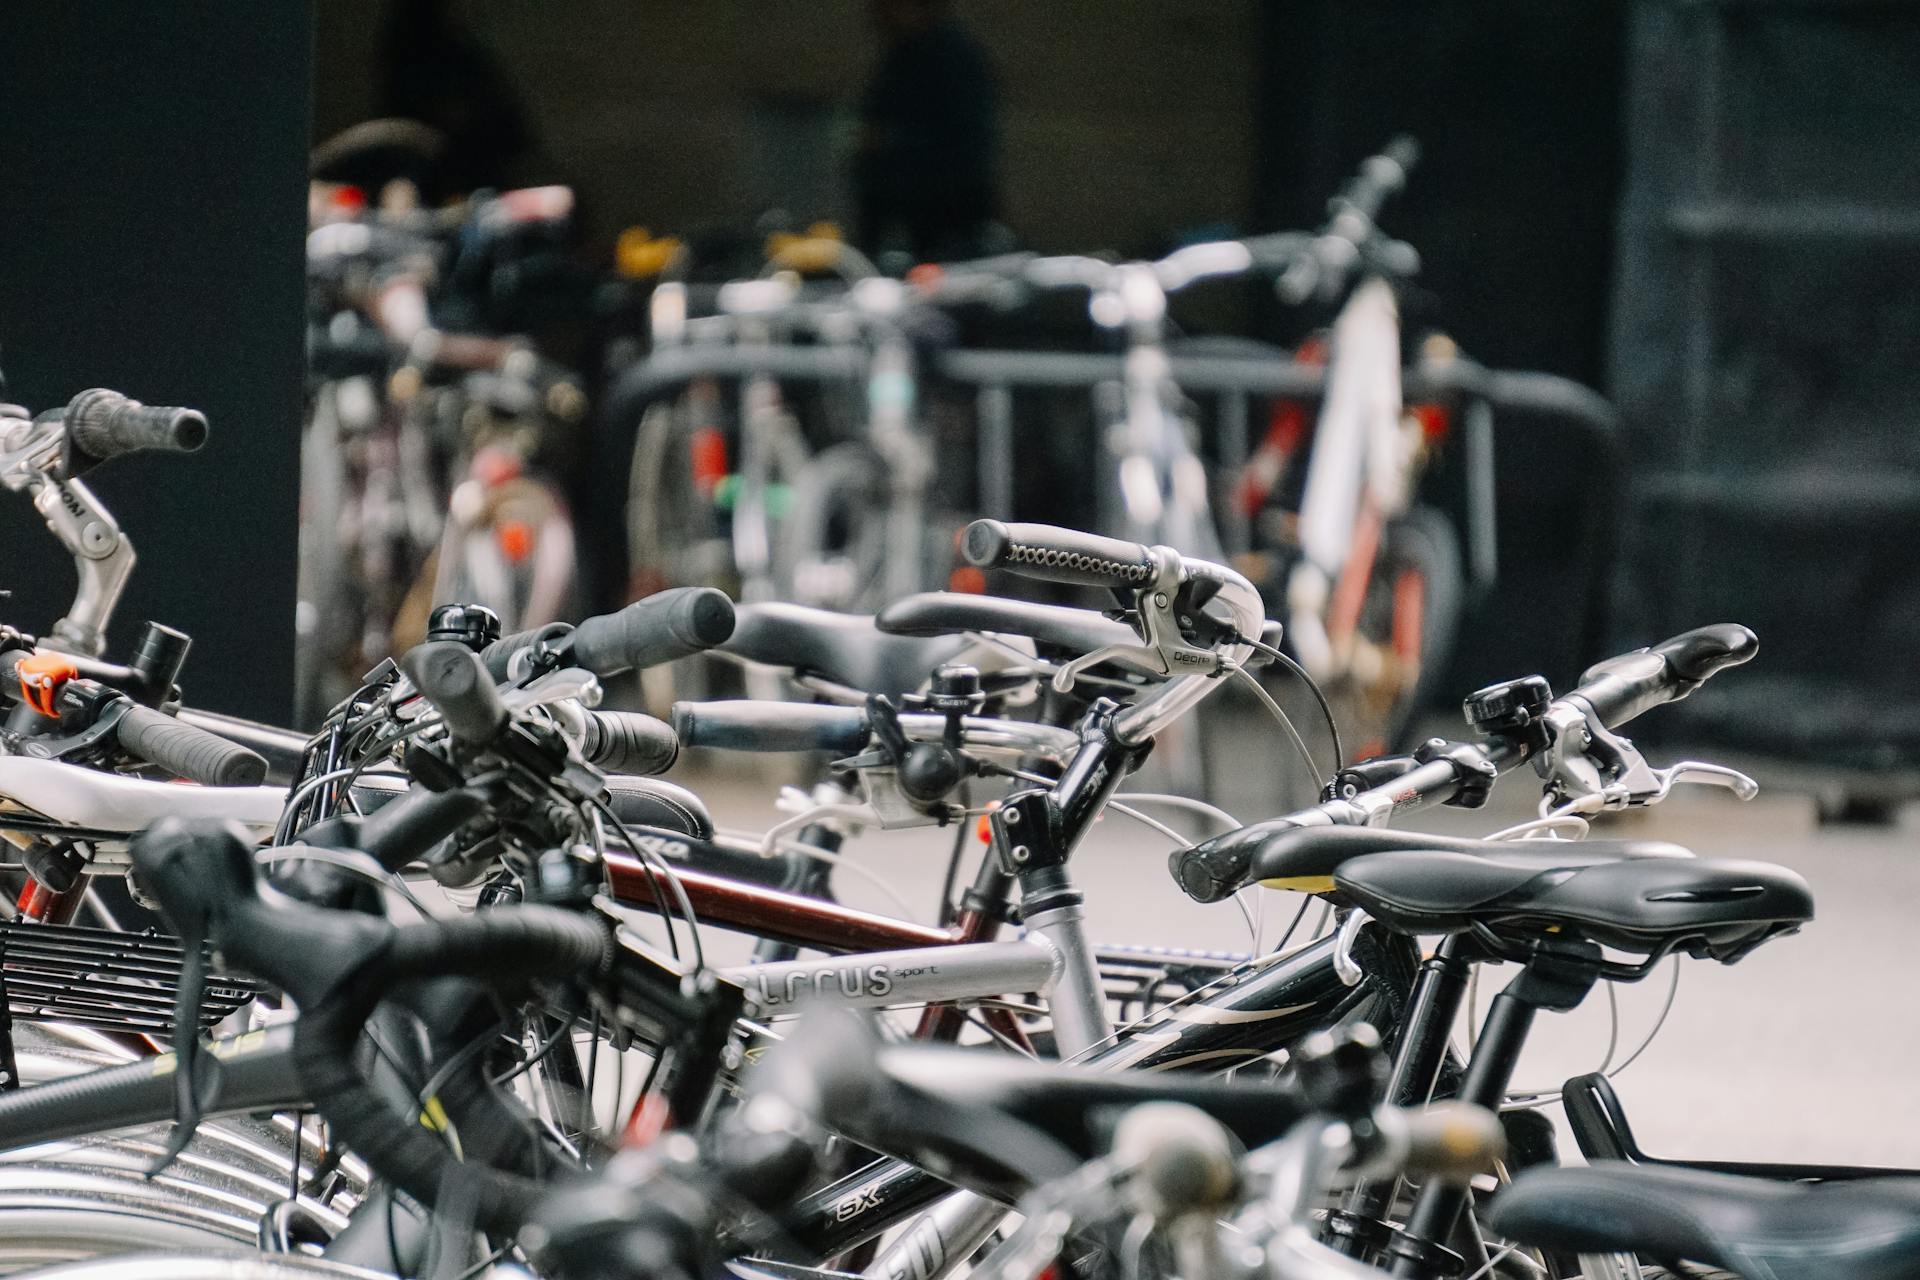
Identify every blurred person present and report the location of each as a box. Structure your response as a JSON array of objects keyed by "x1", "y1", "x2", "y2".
[
  {"x1": 376, "y1": 0, "x2": 539, "y2": 199},
  {"x1": 855, "y1": 0, "x2": 1002, "y2": 263}
]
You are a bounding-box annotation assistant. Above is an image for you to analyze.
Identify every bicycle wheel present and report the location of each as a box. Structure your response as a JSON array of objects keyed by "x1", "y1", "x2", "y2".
[
  {"x1": 1324, "y1": 503, "x2": 1464, "y2": 758},
  {"x1": 626, "y1": 393, "x2": 732, "y2": 599},
  {"x1": 400, "y1": 469, "x2": 576, "y2": 648},
  {"x1": 782, "y1": 441, "x2": 892, "y2": 612}
]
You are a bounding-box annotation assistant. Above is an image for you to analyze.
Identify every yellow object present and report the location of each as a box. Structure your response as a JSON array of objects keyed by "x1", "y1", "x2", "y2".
[
  {"x1": 419, "y1": 1095, "x2": 452, "y2": 1133},
  {"x1": 1258, "y1": 875, "x2": 1337, "y2": 894},
  {"x1": 617, "y1": 227, "x2": 686, "y2": 280},
  {"x1": 764, "y1": 222, "x2": 847, "y2": 275}
]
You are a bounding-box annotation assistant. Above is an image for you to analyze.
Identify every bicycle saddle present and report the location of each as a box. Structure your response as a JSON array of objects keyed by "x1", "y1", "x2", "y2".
[
  {"x1": 1489, "y1": 1162, "x2": 1920, "y2": 1280},
  {"x1": 1169, "y1": 823, "x2": 1692, "y2": 903},
  {"x1": 1335, "y1": 851, "x2": 1812, "y2": 960},
  {"x1": 721, "y1": 603, "x2": 968, "y2": 700},
  {"x1": 604, "y1": 775, "x2": 712, "y2": 840},
  {"x1": 875, "y1": 591, "x2": 1139, "y2": 658}
]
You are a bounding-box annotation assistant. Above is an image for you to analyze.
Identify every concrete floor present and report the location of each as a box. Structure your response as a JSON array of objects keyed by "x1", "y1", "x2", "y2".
[{"x1": 664, "y1": 721, "x2": 1920, "y2": 1171}]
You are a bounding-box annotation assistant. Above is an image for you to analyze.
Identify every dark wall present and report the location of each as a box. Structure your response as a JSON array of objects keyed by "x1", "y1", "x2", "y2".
[
  {"x1": 0, "y1": 4, "x2": 312, "y2": 724},
  {"x1": 313, "y1": 0, "x2": 1263, "y2": 255}
]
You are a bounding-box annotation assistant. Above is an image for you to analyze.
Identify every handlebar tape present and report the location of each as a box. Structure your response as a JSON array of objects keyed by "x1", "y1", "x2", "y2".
[
  {"x1": 403, "y1": 642, "x2": 508, "y2": 745},
  {"x1": 114, "y1": 703, "x2": 267, "y2": 785},
  {"x1": 480, "y1": 587, "x2": 736, "y2": 682},
  {"x1": 295, "y1": 908, "x2": 613, "y2": 1234},
  {"x1": 128, "y1": 814, "x2": 607, "y2": 1236},
  {"x1": 60, "y1": 388, "x2": 207, "y2": 464},
  {"x1": 1570, "y1": 624, "x2": 1757, "y2": 730},
  {"x1": 580, "y1": 710, "x2": 679, "y2": 776},
  {"x1": 671, "y1": 700, "x2": 871, "y2": 755},
  {"x1": 961, "y1": 519, "x2": 1156, "y2": 592}
]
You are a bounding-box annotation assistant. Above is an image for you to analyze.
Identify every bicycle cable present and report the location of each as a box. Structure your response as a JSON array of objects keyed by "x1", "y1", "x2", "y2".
[{"x1": 1234, "y1": 631, "x2": 1344, "y2": 773}]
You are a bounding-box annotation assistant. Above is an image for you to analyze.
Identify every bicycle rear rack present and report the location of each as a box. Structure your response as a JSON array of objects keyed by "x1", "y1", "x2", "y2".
[{"x1": 0, "y1": 921, "x2": 265, "y2": 1037}]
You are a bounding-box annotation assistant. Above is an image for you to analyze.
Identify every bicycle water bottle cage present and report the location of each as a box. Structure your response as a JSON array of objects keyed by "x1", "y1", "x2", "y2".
[
  {"x1": 1051, "y1": 546, "x2": 1222, "y2": 692},
  {"x1": 1535, "y1": 702, "x2": 1757, "y2": 812}
]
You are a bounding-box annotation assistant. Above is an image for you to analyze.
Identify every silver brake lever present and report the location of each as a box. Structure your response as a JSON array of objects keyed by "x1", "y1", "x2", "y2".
[
  {"x1": 1648, "y1": 761, "x2": 1760, "y2": 804},
  {"x1": 1332, "y1": 911, "x2": 1371, "y2": 987},
  {"x1": 1052, "y1": 546, "x2": 1220, "y2": 693}
]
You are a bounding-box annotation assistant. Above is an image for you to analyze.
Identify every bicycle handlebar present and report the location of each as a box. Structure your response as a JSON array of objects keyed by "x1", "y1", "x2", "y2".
[
  {"x1": 1168, "y1": 624, "x2": 1760, "y2": 902},
  {"x1": 56, "y1": 389, "x2": 207, "y2": 467},
  {"x1": 114, "y1": 703, "x2": 267, "y2": 786},
  {"x1": 129, "y1": 816, "x2": 614, "y2": 1235},
  {"x1": 672, "y1": 700, "x2": 872, "y2": 755},
  {"x1": 403, "y1": 642, "x2": 508, "y2": 745},
  {"x1": 580, "y1": 709, "x2": 679, "y2": 776},
  {"x1": 481, "y1": 588, "x2": 736, "y2": 683},
  {"x1": 671, "y1": 699, "x2": 1082, "y2": 763},
  {"x1": 1572, "y1": 624, "x2": 1757, "y2": 730},
  {"x1": 961, "y1": 519, "x2": 1156, "y2": 593}
]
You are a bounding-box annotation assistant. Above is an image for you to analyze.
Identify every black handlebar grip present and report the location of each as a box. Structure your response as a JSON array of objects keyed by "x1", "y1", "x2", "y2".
[
  {"x1": 670, "y1": 700, "x2": 871, "y2": 755},
  {"x1": 114, "y1": 703, "x2": 268, "y2": 785},
  {"x1": 61, "y1": 389, "x2": 208, "y2": 462},
  {"x1": 961, "y1": 520, "x2": 1157, "y2": 592},
  {"x1": 403, "y1": 642, "x2": 509, "y2": 745},
  {"x1": 356, "y1": 786, "x2": 488, "y2": 873},
  {"x1": 479, "y1": 588, "x2": 736, "y2": 682},
  {"x1": 1572, "y1": 624, "x2": 1758, "y2": 730},
  {"x1": 571, "y1": 587, "x2": 736, "y2": 676},
  {"x1": 1165, "y1": 817, "x2": 1310, "y2": 904},
  {"x1": 581, "y1": 710, "x2": 679, "y2": 776}
]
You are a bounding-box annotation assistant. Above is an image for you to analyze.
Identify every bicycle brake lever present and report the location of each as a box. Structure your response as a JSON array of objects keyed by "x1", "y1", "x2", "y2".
[
  {"x1": 152, "y1": 921, "x2": 218, "y2": 1175},
  {"x1": 1053, "y1": 548, "x2": 1219, "y2": 693},
  {"x1": 1332, "y1": 911, "x2": 1370, "y2": 987},
  {"x1": 1649, "y1": 761, "x2": 1760, "y2": 804}
]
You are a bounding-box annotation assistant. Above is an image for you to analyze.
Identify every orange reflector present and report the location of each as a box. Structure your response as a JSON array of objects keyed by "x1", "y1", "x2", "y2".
[
  {"x1": 17, "y1": 652, "x2": 78, "y2": 718},
  {"x1": 496, "y1": 520, "x2": 535, "y2": 564},
  {"x1": 949, "y1": 566, "x2": 987, "y2": 594}
]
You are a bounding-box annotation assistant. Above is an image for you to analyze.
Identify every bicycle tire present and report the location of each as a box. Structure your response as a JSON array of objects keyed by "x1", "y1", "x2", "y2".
[{"x1": 627, "y1": 396, "x2": 728, "y2": 598}]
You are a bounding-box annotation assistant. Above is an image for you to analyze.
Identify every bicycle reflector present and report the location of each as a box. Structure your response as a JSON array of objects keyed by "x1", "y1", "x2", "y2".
[{"x1": 17, "y1": 652, "x2": 77, "y2": 717}]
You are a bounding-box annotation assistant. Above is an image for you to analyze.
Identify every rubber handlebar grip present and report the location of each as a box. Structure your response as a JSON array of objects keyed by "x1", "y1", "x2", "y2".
[
  {"x1": 571, "y1": 587, "x2": 736, "y2": 676},
  {"x1": 961, "y1": 519, "x2": 1156, "y2": 591},
  {"x1": 1572, "y1": 624, "x2": 1758, "y2": 729},
  {"x1": 402, "y1": 642, "x2": 508, "y2": 745},
  {"x1": 114, "y1": 703, "x2": 267, "y2": 785},
  {"x1": 61, "y1": 389, "x2": 208, "y2": 461},
  {"x1": 670, "y1": 700, "x2": 871, "y2": 755},
  {"x1": 480, "y1": 588, "x2": 735, "y2": 682},
  {"x1": 580, "y1": 710, "x2": 679, "y2": 776},
  {"x1": 356, "y1": 786, "x2": 488, "y2": 873}
]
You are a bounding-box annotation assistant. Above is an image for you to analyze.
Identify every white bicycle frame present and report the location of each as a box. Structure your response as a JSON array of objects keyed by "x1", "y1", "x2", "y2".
[{"x1": 1285, "y1": 274, "x2": 1415, "y2": 682}]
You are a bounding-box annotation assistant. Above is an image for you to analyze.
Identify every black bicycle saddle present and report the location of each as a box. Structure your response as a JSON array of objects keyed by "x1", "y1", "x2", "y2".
[
  {"x1": 1170, "y1": 823, "x2": 1693, "y2": 903},
  {"x1": 1489, "y1": 1162, "x2": 1920, "y2": 1280},
  {"x1": 1335, "y1": 851, "x2": 1812, "y2": 960},
  {"x1": 721, "y1": 602, "x2": 969, "y2": 700}
]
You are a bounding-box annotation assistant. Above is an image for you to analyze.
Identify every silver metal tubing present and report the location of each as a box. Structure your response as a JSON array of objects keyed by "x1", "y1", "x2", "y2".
[
  {"x1": 1020, "y1": 902, "x2": 1113, "y2": 1059},
  {"x1": 861, "y1": 1187, "x2": 1007, "y2": 1280},
  {"x1": 724, "y1": 940, "x2": 1059, "y2": 1016}
]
